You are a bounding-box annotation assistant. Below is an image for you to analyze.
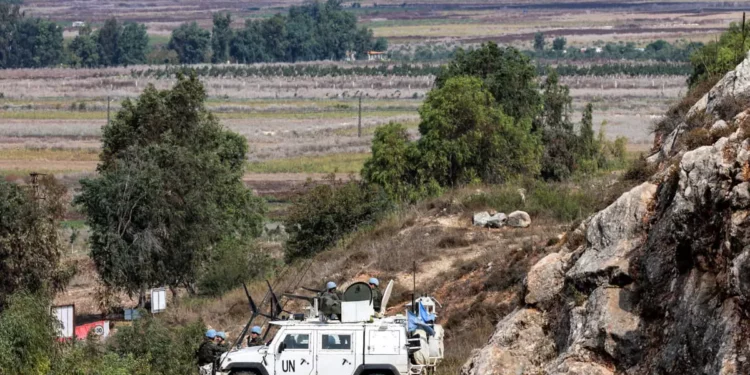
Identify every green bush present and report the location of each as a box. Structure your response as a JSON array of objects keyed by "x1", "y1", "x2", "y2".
[
  {"x1": 285, "y1": 178, "x2": 392, "y2": 262},
  {"x1": 0, "y1": 292, "x2": 57, "y2": 374},
  {"x1": 197, "y1": 237, "x2": 274, "y2": 297},
  {"x1": 109, "y1": 313, "x2": 204, "y2": 375}
]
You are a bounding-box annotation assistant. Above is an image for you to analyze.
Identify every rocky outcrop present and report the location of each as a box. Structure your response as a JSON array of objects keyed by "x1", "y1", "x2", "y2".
[
  {"x1": 464, "y1": 57, "x2": 750, "y2": 375},
  {"x1": 507, "y1": 211, "x2": 531, "y2": 228}
]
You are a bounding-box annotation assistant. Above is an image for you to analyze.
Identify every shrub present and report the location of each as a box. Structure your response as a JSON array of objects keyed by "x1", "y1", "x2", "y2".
[
  {"x1": 109, "y1": 313, "x2": 204, "y2": 375},
  {"x1": 196, "y1": 237, "x2": 274, "y2": 297},
  {"x1": 623, "y1": 154, "x2": 658, "y2": 183},
  {"x1": 682, "y1": 128, "x2": 713, "y2": 150},
  {"x1": 0, "y1": 292, "x2": 58, "y2": 374},
  {"x1": 284, "y1": 178, "x2": 392, "y2": 262}
]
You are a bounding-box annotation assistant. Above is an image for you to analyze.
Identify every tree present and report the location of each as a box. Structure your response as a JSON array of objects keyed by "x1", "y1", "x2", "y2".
[
  {"x1": 9, "y1": 17, "x2": 64, "y2": 68},
  {"x1": 552, "y1": 36, "x2": 566, "y2": 51},
  {"x1": 417, "y1": 76, "x2": 541, "y2": 186},
  {"x1": 534, "y1": 32, "x2": 545, "y2": 51},
  {"x1": 435, "y1": 42, "x2": 541, "y2": 121},
  {"x1": 68, "y1": 24, "x2": 100, "y2": 67},
  {"x1": 579, "y1": 102, "x2": 596, "y2": 160},
  {"x1": 284, "y1": 178, "x2": 391, "y2": 262},
  {"x1": 231, "y1": 20, "x2": 267, "y2": 63},
  {"x1": 689, "y1": 21, "x2": 750, "y2": 88},
  {"x1": 168, "y1": 22, "x2": 210, "y2": 64},
  {"x1": 76, "y1": 75, "x2": 265, "y2": 302},
  {"x1": 539, "y1": 70, "x2": 577, "y2": 180},
  {"x1": 0, "y1": 293, "x2": 58, "y2": 373},
  {"x1": 120, "y1": 22, "x2": 149, "y2": 65},
  {"x1": 0, "y1": 176, "x2": 70, "y2": 310},
  {"x1": 260, "y1": 14, "x2": 288, "y2": 62},
  {"x1": 373, "y1": 37, "x2": 388, "y2": 52},
  {"x1": 211, "y1": 12, "x2": 232, "y2": 63},
  {"x1": 97, "y1": 17, "x2": 122, "y2": 66},
  {"x1": 362, "y1": 122, "x2": 421, "y2": 201}
]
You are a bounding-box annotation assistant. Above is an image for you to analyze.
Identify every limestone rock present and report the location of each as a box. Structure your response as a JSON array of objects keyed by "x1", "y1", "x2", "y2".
[
  {"x1": 461, "y1": 308, "x2": 555, "y2": 375},
  {"x1": 524, "y1": 253, "x2": 564, "y2": 306},
  {"x1": 567, "y1": 182, "x2": 657, "y2": 287},
  {"x1": 485, "y1": 213, "x2": 507, "y2": 228},
  {"x1": 507, "y1": 211, "x2": 531, "y2": 228},
  {"x1": 472, "y1": 212, "x2": 491, "y2": 227}
]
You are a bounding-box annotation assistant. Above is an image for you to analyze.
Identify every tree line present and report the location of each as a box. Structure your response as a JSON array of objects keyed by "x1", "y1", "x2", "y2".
[
  {"x1": 0, "y1": 0, "x2": 384, "y2": 69},
  {"x1": 169, "y1": 0, "x2": 386, "y2": 65}
]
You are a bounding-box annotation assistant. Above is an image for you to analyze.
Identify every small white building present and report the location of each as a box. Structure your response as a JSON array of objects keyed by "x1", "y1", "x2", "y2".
[
  {"x1": 72, "y1": 21, "x2": 85, "y2": 28},
  {"x1": 367, "y1": 51, "x2": 387, "y2": 61}
]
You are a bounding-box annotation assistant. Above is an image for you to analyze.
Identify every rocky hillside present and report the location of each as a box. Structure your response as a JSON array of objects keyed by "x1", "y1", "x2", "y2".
[{"x1": 462, "y1": 54, "x2": 750, "y2": 375}]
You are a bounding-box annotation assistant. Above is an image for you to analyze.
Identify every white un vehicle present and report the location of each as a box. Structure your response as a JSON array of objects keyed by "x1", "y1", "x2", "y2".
[{"x1": 217, "y1": 281, "x2": 444, "y2": 375}]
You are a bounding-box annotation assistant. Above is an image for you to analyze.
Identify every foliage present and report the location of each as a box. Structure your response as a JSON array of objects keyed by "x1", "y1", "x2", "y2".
[
  {"x1": 119, "y1": 22, "x2": 149, "y2": 66},
  {"x1": 417, "y1": 76, "x2": 541, "y2": 186},
  {"x1": 0, "y1": 292, "x2": 57, "y2": 374},
  {"x1": 196, "y1": 237, "x2": 274, "y2": 297},
  {"x1": 285, "y1": 178, "x2": 392, "y2": 262},
  {"x1": 76, "y1": 75, "x2": 265, "y2": 301},
  {"x1": 0, "y1": 176, "x2": 70, "y2": 310},
  {"x1": 0, "y1": 5, "x2": 64, "y2": 68},
  {"x1": 230, "y1": 0, "x2": 378, "y2": 63},
  {"x1": 97, "y1": 18, "x2": 122, "y2": 66},
  {"x1": 552, "y1": 37, "x2": 566, "y2": 51},
  {"x1": 68, "y1": 19, "x2": 148, "y2": 67},
  {"x1": 109, "y1": 314, "x2": 204, "y2": 375},
  {"x1": 689, "y1": 21, "x2": 750, "y2": 88},
  {"x1": 435, "y1": 42, "x2": 541, "y2": 120},
  {"x1": 168, "y1": 22, "x2": 211, "y2": 64},
  {"x1": 51, "y1": 340, "x2": 152, "y2": 375},
  {"x1": 68, "y1": 26, "x2": 100, "y2": 67},
  {"x1": 362, "y1": 122, "x2": 422, "y2": 202},
  {"x1": 534, "y1": 32, "x2": 545, "y2": 51},
  {"x1": 211, "y1": 12, "x2": 232, "y2": 64},
  {"x1": 539, "y1": 70, "x2": 576, "y2": 180}
]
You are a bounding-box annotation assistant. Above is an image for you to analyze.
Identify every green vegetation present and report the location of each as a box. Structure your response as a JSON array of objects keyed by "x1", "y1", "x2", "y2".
[
  {"x1": 168, "y1": 22, "x2": 211, "y2": 64},
  {"x1": 0, "y1": 176, "x2": 70, "y2": 309},
  {"x1": 284, "y1": 177, "x2": 391, "y2": 262},
  {"x1": 0, "y1": 4, "x2": 64, "y2": 68},
  {"x1": 76, "y1": 75, "x2": 266, "y2": 304},
  {"x1": 689, "y1": 21, "x2": 750, "y2": 88}
]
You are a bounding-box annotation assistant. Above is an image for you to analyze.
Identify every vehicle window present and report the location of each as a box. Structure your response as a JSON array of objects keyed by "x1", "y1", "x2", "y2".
[
  {"x1": 282, "y1": 333, "x2": 310, "y2": 350},
  {"x1": 321, "y1": 334, "x2": 351, "y2": 350}
]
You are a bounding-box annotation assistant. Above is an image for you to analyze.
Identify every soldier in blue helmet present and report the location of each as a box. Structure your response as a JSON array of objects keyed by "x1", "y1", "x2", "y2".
[
  {"x1": 369, "y1": 278, "x2": 382, "y2": 311},
  {"x1": 319, "y1": 281, "x2": 342, "y2": 318},
  {"x1": 197, "y1": 329, "x2": 220, "y2": 374},
  {"x1": 216, "y1": 331, "x2": 229, "y2": 351},
  {"x1": 247, "y1": 325, "x2": 263, "y2": 347}
]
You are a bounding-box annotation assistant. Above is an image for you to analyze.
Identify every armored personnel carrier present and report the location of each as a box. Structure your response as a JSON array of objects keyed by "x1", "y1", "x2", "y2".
[{"x1": 217, "y1": 281, "x2": 444, "y2": 375}]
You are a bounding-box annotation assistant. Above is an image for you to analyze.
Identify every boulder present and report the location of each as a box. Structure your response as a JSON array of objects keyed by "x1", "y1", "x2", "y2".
[
  {"x1": 461, "y1": 308, "x2": 555, "y2": 375},
  {"x1": 524, "y1": 252, "x2": 565, "y2": 306},
  {"x1": 507, "y1": 211, "x2": 531, "y2": 228},
  {"x1": 472, "y1": 212, "x2": 491, "y2": 227},
  {"x1": 485, "y1": 213, "x2": 507, "y2": 228}
]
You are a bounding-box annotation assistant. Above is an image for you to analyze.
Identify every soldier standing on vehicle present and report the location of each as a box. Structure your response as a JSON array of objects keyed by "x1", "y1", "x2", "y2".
[
  {"x1": 369, "y1": 278, "x2": 382, "y2": 311},
  {"x1": 197, "y1": 329, "x2": 219, "y2": 375},
  {"x1": 320, "y1": 281, "x2": 342, "y2": 318},
  {"x1": 247, "y1": 326, "x2": 263, "y2": 347}
]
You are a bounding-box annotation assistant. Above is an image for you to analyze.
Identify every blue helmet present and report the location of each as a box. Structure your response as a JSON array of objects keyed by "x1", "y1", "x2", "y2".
[
  {"x1": 369, "y1": 278, "x2": 379, "y2": 286},
  {"x1": 326, "y1": 281, "x2": 337, "y2": 290},
  {"x1": 251, "y1": 326, "x2": 262, "y2": 335},
  {"x1": 206, "y1": 329, "x2": 217, "y2": 339},
  {"x1": 217, "y1": 331, "x2": 226, "y2": 340}
]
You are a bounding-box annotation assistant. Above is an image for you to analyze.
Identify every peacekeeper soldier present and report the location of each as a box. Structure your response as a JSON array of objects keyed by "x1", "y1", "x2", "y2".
[
  {"x1": 216, "y1": 331, "x2": 229, "y2": 350},
  {"x1": 369, "y1": 278, "x2": 382, "y2": 312},
  {"x1": 197, "y1": 329, "x2": 221, "y2": 375},
  {"x1": 247, "y1": 326, "x2": 264, "y2": 347},
  {"x1": 319, "y1": 281, "x2": 342, "y2": 318}
]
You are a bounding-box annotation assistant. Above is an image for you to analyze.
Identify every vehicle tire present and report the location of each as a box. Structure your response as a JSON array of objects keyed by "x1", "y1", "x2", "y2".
[{"x1": 229, "y1": 370, "x2": 260, "y2": 375}]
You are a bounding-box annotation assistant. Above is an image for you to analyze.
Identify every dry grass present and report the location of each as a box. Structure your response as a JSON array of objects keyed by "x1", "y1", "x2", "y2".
[
  {"x1": 246, "y1": 152, "x2": 370, "y2": 174},
  {"x1": 0, "y1": 147, "x2": 99, "y2": 161}
]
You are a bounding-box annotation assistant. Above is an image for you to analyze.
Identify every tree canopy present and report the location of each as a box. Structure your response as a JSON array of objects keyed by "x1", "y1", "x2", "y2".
[
  {"x1": 168, "y1": 22, "x2": 211, "y2": 64},
  {"x1": 688, "y1": 21, "x2": 750, "y2": 88},
  {"x1": 76, "y1": 74, "x2": 265, "y2": 301}
]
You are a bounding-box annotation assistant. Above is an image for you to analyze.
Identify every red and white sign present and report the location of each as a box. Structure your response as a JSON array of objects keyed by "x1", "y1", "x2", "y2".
[{"x1": 74, "y1": 321, "x2": 110, "y2": 340}]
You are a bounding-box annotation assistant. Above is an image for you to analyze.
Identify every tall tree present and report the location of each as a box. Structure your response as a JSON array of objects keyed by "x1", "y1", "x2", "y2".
[
  {"x1": 0, "y1": 176, "x2": 69, "y2": 310},
  {"x1": 230, "y1": 20, "x2": 267, "y2": 63},
  {"x1": 539, "y1": 70, "x2": 577, "y2": 180},
  {"x1": 579, "y1": 102, "x2": 596, "y2": 159},
  {"x1": 120, "y1": 22, "x2": 149, "y2": 65},
  {"x1": 210, "y1": 12, "x2": 232, "y2": 63},
  {"x1": 534, "y1": 32, "x2": 545, "y2": 51},
  {"x1": 68, "y1": 24, "x2": 99, "y2": 67},
  {"x1": 260, "y1": 14, "x2": 288, "y2": 62},
  {"x1": 168, "y1": 22, "x2": 210, "y2": 64},
  {"x1": 97, "y1": 17, "x2": 122, "y2": 66},
  {"x1": 436, "y1": 42, "x2": 541, "y2": 121},
  {"x1": 552, "y1": 36, "x2": 566, "y2": 51},
  {"x1": 76, "y1": 75, "x2": 265, "y2": 302}
]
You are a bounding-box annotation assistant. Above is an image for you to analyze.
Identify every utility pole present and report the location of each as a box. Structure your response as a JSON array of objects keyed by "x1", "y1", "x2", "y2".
[
  {"x1": 358, "y1": 94, "x2": 362, "y2": 138},
  {"x1": 29, "y1": 172, "x2": 47, "y2": 201}
]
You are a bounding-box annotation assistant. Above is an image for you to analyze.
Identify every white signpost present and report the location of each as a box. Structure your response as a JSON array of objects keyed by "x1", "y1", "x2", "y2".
[
  {"x1": 151, "y1": 288, "x2": 166, "y2": 313},
  {"x1": 51, "y1": 305, "x2": 75, "y2": 339}
]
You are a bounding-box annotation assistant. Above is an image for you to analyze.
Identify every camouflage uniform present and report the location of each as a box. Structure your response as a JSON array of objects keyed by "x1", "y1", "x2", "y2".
[
  {"x1": 197, "y1": 340, "x2": 219, "y2": 366},
  {"x1": 320, "y1": 290, "x2": 342, "y2": 317},
  {"x1": 371, "y1": 286, "x2": 382, "y2": 311}
]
